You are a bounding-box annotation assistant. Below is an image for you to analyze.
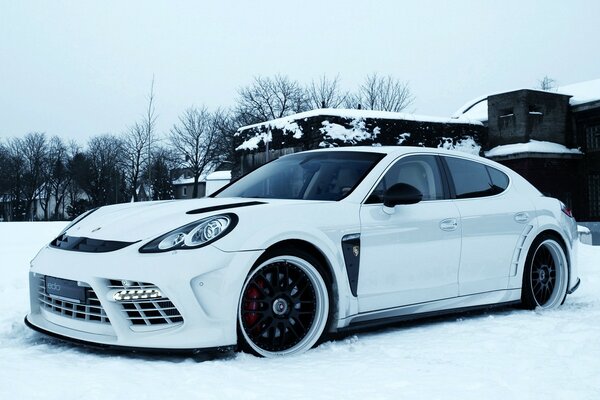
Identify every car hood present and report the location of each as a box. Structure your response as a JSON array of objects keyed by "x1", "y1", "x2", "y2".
[{"x1": 62, "y1": 198, "x2": 326, "y2": 243}]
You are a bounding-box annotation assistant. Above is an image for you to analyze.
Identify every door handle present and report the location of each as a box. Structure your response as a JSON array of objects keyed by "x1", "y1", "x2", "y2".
[
  {"x1": 440, "y1": 218, "x2": 458, "y2": 231},
  {"x1": 514, "y1": 212, "x2": 530, "y2": 223}
]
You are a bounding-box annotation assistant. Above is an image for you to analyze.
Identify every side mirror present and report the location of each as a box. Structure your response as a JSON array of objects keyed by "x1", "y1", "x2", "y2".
[{"x1": 382, "y1": 183, "x2": 423, "y2": 214}]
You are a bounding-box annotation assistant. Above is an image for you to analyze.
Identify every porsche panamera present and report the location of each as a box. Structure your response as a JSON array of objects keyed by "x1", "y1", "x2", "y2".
[{"x1": 25, "y1": 146, "x2": 580, "y2": 357}]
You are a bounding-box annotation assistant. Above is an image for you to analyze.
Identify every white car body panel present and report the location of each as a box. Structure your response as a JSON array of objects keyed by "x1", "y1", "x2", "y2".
[
  {"x1": 358, "y1": 201, "x2": 461, "y2": 312},
  {"x1": 25, "y1": 146, "x2": 580, "y2": 352}
]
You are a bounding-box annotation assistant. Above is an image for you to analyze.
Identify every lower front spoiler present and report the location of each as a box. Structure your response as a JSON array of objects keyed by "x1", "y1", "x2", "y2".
[{"x1": 24, "y1": 315, "x2": 235, "y2": 356}]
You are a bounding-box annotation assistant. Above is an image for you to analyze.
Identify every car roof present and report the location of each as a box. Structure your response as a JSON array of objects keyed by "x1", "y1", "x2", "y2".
[{"x1": 300, "y1": 145, "x2": 486, "y2": 161}]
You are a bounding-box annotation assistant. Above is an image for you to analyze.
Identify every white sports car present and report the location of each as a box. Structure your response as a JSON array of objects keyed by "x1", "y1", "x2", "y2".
[{"x1": 26, "y1": 146, "x2": 580, "y2": 357}]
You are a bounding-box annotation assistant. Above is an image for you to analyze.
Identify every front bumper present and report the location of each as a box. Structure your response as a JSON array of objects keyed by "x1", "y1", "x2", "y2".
[{"x1": 26, "y1": 243, "x2": 262, "y2": 350}]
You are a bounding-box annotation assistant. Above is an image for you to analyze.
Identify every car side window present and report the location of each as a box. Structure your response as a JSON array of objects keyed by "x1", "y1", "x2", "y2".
[
  {"x1": 365, "y1": 155, "x2": 445, "y2": 204},
  {"x1": 444, "y1": 157, "x2": 509, "y2": 199}
]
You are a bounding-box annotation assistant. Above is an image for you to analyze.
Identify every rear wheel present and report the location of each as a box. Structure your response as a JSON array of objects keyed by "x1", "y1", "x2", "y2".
[
  {"x1": 238, "y1": 250, "x2": 330, "y2": 357},
  {"x1": 521, "y1": 235, "x2": 569, "y2": 309}
]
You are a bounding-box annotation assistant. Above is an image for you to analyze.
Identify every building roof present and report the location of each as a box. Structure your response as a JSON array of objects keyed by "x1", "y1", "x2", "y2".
[
  {"x1": 485, "y1": 140, "x2": 583, "y2": 158},
  {"x1": 206, "y1": 170, "x2": 231, "y2": 181},
  {"x1": 172, "y1": 170, "x2": 232, "y2": 185}
]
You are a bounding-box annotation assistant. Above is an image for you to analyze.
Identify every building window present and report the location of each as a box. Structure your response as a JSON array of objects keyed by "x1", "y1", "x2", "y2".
[
  {"x1": 183, "y1": 187, "x2": 187, "y2": 197},
  {"x1": 498, "y1": 108, "x2": 515, "y2": 130},
  {"x1": 528, "y1": 105, "x2": 544, "y2": 126},
  {"x1": 586, "y1": 125, "x2": 600, "y2": 151},
  {"x1": 588, "y1": 173, "x2": 600, "y2": 218}
]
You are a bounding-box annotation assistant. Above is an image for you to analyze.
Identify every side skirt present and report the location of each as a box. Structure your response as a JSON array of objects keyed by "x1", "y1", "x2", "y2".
[{"x1": 338, "y1": 289, "x2": 521, "y2": 331}]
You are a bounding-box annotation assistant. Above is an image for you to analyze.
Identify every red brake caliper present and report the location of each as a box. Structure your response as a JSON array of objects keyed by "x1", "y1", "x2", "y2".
[{"x1": 244, "y1": 279, "x2": 263, "y2": 326}]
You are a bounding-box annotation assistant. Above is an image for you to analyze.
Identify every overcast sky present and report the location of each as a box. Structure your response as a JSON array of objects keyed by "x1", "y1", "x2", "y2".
[{"x1": 1, "y1": 0, "x2": 599, "y2": 143}]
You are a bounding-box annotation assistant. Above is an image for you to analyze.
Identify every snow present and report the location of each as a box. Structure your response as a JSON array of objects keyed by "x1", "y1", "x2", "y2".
[
  {"x1": 453, "y1": 96, "x2": 489, "y2": 122},
  {"x1": 206, "y1": 171, "x2": 232, "y2": 181},
  {"x1": 485, "y1": 140, "x2": 583, "y2": 158},
  {"x1": 240, "y1": 109, "x2": 484, "y2": 133},
  {"x1": 397, "y1": 132, "x2": 411, "y2": 145},
  {"x1": 236, "y1": 131, "x2": 272, "y2": 151},
  {"x1": 319, "y1": 118, "x2": 380, "y2": 146},
  {"x1": 578, "y1": 225, "x2": 591, "y2": 235},
  {"x1": 172, "y1": 174, "x2": 206, "y2": 185},
  {"x1": 437, "y1": 137, "x2": 482, "y2": 155},
  {"x1": 558, "y1": 78, "x2": 600, "y2": 106},
  {"x1": 2, "y1": 222, "x2": 600, "y2": 399}
]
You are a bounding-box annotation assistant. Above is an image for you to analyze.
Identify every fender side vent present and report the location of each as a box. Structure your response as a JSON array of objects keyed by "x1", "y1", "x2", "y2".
[
  {"x1": 511, "y1": 225, "x2": 533, "y2": 276},
  {"x1": 341, "y1": 234, "x2": 361, "y2": 297}
]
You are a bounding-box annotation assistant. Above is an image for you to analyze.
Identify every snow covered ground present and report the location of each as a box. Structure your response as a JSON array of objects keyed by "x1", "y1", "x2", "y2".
[{"x1": 1, "y1": 222, "x2": 599, "y2": 399}]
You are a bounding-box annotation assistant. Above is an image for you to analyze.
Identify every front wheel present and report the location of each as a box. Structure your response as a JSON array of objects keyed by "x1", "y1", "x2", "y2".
[
  {"x1": 521, "y1": 235, "x2": 569, "y2": 309},
  {"x1": 238, "y1": 251, "x2": 330, "y2": 357}
]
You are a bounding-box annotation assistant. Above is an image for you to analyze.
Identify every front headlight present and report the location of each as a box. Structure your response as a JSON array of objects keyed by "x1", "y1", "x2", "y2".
[{"x1": 139, "y1": 213, "x2": 238, "y2": 253}]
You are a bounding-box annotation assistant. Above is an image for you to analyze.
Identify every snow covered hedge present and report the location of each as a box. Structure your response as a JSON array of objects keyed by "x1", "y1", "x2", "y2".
[{"x1": 234, "y1": 109, "x2": 486, "y2": 175}]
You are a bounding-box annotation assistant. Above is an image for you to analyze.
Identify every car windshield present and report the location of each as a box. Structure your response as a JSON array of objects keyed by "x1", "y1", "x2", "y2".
[{"x1": 214, "y1": 151, "x2": 384, "y2": 201}]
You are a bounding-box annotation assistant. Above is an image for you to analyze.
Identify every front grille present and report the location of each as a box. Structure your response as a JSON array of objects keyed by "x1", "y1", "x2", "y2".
[
  {"x1": 37, "y1": 276, "x2": 110, "y2": 324},
  {"x1": 50, "y1": 234, "x2": 136, "y2": 253},
  {"x1": 108, "y1": 280, "x2": 184, "y2": 326}
]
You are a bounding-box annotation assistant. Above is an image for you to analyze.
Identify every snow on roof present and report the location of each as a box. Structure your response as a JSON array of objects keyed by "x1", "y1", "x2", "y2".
[
  {"x1": 454, "y1": 78, "x2": 600, "y2": 121},
  {"x1": 206, "y1": 170, "x2": 231, "y2": 181},
  {"x1": 557, "y1": 78, "x2": 600, "y2": 106},
  {"x1": 172, "y1": 174, "x2": 206, "y2": 185},
  {"x1": 172, "y1": 170, "x2": 231, "y2": 185},
  {"x1": 453, "y1": 96, "x2": 489, "y2": 122},
  {"x1": 485, "y1": 140, "x2": 583, "y2": 158},
  {"x1": 239, "y1": 108, "x2": 483, "y2": 133}
]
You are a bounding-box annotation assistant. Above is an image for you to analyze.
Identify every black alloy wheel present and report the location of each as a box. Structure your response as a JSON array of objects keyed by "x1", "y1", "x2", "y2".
[
  {"x1": 522, "y1": 235, "x2": 569, "y2": 309},
  {"x1": 238, "y1": 252, "x2": 329, "y2": 357}
]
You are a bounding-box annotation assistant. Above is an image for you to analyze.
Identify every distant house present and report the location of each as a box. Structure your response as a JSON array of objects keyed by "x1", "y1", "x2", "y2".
[{"x1": 172, "y1": 170, "x2": 231, "y2": 199}]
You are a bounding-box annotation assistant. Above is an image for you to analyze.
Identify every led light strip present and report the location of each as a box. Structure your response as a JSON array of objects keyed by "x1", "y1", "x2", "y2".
[{"x1": 113, "y1": 289, "x2": 162, "y2": 302}]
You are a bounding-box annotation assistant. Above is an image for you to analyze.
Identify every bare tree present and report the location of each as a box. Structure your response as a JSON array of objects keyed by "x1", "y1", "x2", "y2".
[
  {"x1": 0, "y1": 143, "x2": 14, "y2": 220},
  {"x1": 4, "y1": 138, "x2": 26, "y2": 220},
  {"x1": 40, "y1": 136, "x2": 70, "y2": 220},
  {"x1": 145, "y1": 145, "x2": 177, "y2": 200},
  {"x1": 122, "y1": 78, "x2": 158, "y2": 201},
  {"x1": 212, "y1": 107, "x2": 238, "y2": 166},
  {"x1": 169, "y1": 107, "x2": 222, "y2": 198},
  {"x1": 306, "y1": 74, "x2": 348, "y2": 109},
  {"x1": 236, "y1": 75, "x2": 308, "y2": 125},
  {"x1": 346, "y1": 73, "x2": 415, "y2": 112},
  {"x1": 144, "y1": 77, "x2": 157, "y2": 186},
  {"x1": 537, "y1": 75, "x2": 557, "y2": 91},
  {"x1": 123, "y1": 122, "x2": 151, "y2": 201},
  {"x1": 72, "y1": 135, "x2": 125, "y2": 207},
  {"x1": 13, "y1": 132, "x2": 48, "y2": 220}
]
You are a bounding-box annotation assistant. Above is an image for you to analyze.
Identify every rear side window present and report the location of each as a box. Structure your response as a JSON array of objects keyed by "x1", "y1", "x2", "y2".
[
  {"x1": 487, "y1": 166, "x2": 509, "y2": 192},
  {"x1": 444, "y1": 157, "x2": 509, "y2": 199}
]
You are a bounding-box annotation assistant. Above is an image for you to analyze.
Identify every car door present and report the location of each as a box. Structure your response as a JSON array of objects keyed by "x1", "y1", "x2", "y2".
[
  {"x1": 441, "y1": 155, "x2": 529, "y2": 295},
  {"x1": 358, "y1": 154, "x2": 461, "y2": 313}
]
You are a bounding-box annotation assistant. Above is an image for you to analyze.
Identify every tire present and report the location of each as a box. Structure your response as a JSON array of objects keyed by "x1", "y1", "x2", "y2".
[
  {"x1": 237, "y1": 249, "x2": 330, "y2": 357},
  {"x1": 521, "y1": 235, "x2": 569, "y2": 309}
]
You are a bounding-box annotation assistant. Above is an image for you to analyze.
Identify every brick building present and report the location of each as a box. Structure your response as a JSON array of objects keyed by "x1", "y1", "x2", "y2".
[{"x1": 458, "y1": 79, "x2": 600, "y2": 222}]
